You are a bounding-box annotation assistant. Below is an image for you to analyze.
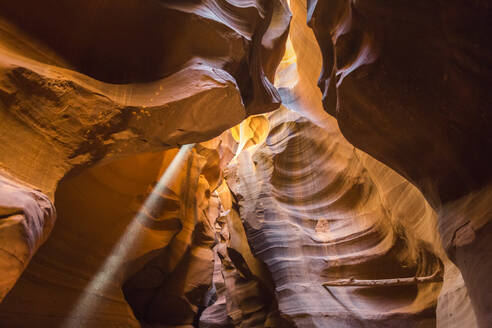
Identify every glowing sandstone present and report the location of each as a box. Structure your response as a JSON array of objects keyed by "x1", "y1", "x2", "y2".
[
  {"x1": 0, "y1": 0, "x2": 291, "y2": 303},
  {"x1": 0, "y1": 1, "x2": 489, "y2": 327}
]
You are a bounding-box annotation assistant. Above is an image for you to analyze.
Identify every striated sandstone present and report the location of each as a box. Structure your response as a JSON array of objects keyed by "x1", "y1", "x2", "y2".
[
  {"x1": 306, "y1": 0, "x2": 492, "y2": 326},
  {"x1": 0, "y1": 1, "x2": 488, "y2": 327},
  {"x1": 226, "y1": 107, "x2": 443, "y2": 327}
]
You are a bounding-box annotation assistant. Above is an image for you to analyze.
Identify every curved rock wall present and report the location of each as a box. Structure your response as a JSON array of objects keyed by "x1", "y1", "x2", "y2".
[
  {"x1": 226, "y1": 107, "x2": 443, "y2": 327},
  {"x1": 0, "y1": 0, "x2": 291, "y2": 300},
  {"x1": 0, "y1": 174, "x2": 55, "y2": 301},
  {"x1": 0, "y1": 135, "x2": 279, "y2": 327},
  {"x1": 306, "y1": 0, "x2": 492, "y2": 207},
  {"x1": 0, "y1": 1, "x2": 488, "y2": 327},
  {"x1": 305, "y1": 0, "x2": 492, "y2": 325},
  {"x1": 0, "y1": 151, "x2": 169, "y2": 327}
]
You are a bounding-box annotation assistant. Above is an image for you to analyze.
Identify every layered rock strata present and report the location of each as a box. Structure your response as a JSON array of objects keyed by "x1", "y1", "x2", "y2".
[
  {"x1": 305, "y1": 0, "x2": 492, "y2": 325},
  {"x1": 0, "y1": 1, "x2": 487, "y2": 327},
  {"x1": 226, "y1": 107, "x2": 443, "y2": 327},
  {"x1": 200, "y1": 182, "x2": 282, "y2": 327}
]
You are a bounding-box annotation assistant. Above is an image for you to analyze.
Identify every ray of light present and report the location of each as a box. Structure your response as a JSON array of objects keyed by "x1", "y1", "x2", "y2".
[{"x1": 62, "y1": 144, "x2": 195, "y2": 328}]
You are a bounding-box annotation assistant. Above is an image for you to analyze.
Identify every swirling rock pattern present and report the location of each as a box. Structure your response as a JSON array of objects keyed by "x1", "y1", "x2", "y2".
[
  {"x1": 0, "y1": 1, "x2": 488, "y2": 327},
  {"x1": 200, "y1": 207, "x2": 273, "y2": 327},
  {"x1": 226, "y1": 107, "x2": 443, "y2": 327},
  {"x1": 306, "y1": 0, "x2": 492, "y2": 325},
  {"x1": 200, "y1": 181, "x2": 290, "y2": 328}
]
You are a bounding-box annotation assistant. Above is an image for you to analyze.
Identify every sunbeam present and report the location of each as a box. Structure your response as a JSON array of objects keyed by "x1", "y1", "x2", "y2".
[{"x1": 62, "y1": 144, "x2": 195, "y2": 327}]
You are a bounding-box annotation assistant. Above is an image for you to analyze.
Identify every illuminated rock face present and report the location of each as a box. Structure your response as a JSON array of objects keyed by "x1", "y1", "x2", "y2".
[
  {"x1": 0, "y1": 174, "x2": 55, "y2": 301},
  {"x1": 305, "y1": 0, "x2": 492, "y2": 326},
  {"x1": 0, "y1": 136, "x2": 282, "y2": 327},
  {"x1": 0, "y1": 0, "x2": 290, "y2": 301},
  {"x1": 226, "y1": 107, "x2": 443, "y2": 327},
  {"x1": 0, "y1": 152, "x2": 167, "y2": 327},
  {"x1": 0, "y1": 1, "x2": 488, "y2": 327}
]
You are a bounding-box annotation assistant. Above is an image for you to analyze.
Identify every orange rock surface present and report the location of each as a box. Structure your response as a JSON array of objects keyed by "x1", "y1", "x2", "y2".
[{"x1": 0, "y1": 1, "x2": 489, "y2": 327}]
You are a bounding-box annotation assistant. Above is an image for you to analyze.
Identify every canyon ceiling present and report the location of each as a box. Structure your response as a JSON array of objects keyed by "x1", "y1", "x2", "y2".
[{"x1": 0, "y1": 0, "x2": 490, "y2": 327}]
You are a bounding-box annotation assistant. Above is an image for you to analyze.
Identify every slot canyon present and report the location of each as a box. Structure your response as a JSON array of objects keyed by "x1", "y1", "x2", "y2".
[{"x1": 0, "y1": 0, "x2": 490, "y2": 327}]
